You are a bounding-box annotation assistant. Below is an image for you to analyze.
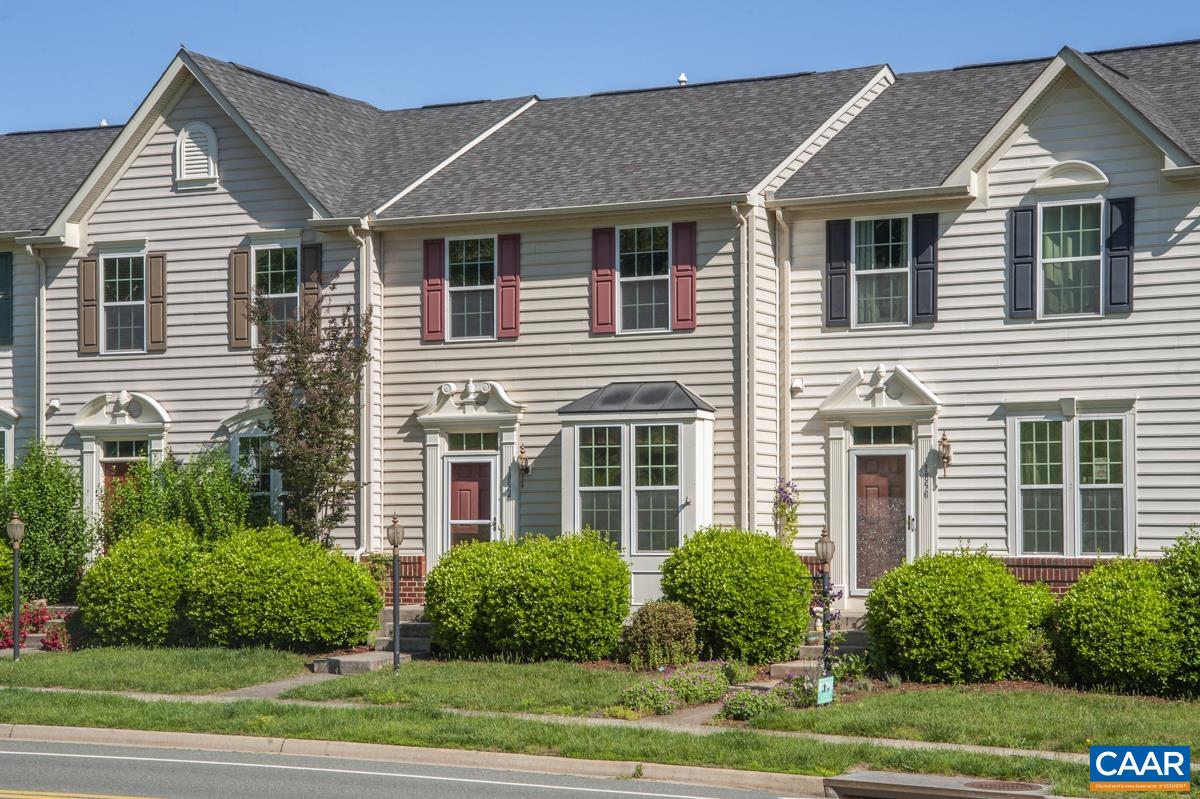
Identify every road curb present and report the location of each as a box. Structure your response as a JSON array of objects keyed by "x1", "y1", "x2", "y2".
[{"x1": 7, "y1": 723, "x2": 828, "y2": 796}]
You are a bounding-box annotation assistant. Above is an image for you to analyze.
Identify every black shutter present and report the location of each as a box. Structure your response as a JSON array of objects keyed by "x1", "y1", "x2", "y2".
[
  {"x1": 826, "y1": 219, "x2": 851, "y2": 328},
  {"x1": 1009, "y1": 206, "x2": 1037, "y2": 318},
  {"x1": 0, "y1": 252, "x2": 11, "y2": 346},
  {"x1": 912, "y1": 213, "x2": 938, "y2": 323},
  {"x1": 1105, "y1": 197, "x2": 1134, "y2": 314}
]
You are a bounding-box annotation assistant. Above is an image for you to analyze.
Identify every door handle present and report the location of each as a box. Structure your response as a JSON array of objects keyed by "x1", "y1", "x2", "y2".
[{"x1": 906, "y1": 515, "x2": 915, "y2": 531}]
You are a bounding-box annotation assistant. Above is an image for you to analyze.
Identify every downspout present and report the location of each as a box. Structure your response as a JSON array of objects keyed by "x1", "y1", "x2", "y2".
[
  {"x1": 730, "y1": 202, "x2": 754, "y2": 530},
  {"x1": 25, "y1": 245, "x2": 47, "y2": 440},
  {"x1": 347, "y1": 224, "x2": 370, "y2": 559},
  {"x1": 773, "y1": 208, "x2": 791, "y2": 482}
]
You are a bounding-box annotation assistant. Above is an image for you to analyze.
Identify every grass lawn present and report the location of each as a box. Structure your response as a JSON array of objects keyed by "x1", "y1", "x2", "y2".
[
  {"x1": 0, "y1": 688, "x2": 1182, "y2": 798},
  {"x1": 751, "y1": 685, "x2": 1200, "y2": 753},
  {"x1": 0, "y1": 648, "x2": 306, "y2": 694},
  {"x1": 283, "y1": 660, "x2": 643, "y2": 715}
]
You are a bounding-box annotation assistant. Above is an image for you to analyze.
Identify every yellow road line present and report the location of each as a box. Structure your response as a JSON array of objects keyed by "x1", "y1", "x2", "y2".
[{"x1": 0, "y1": 790, "x2": 157, "y2": 799}]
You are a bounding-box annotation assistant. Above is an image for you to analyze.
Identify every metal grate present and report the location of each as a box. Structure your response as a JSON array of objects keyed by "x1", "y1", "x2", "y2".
[{"x1": 962, "y1": 780, "x2": 1044, "y2": 792}]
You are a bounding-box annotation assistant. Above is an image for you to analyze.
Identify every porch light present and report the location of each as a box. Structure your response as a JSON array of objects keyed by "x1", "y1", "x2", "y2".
[
  {"x1": 386, "y1": 513, "x2": 403, "y2": 549},
  {"x1": 517, "y1": 445, "x2": 531, "y2": 477},
  {"x1": 6, "y1": 512, "x2": 23, "y2": 547},
  {"x1": 814, "y1": 527, "x2": 835, "y2": 566},
  {"x1": 6, "y1": 512, "x2": 22, "y2": 663},
  {"x1": 385, "y1": 513, "x2": 404, "y2": 673},
  {"x1": 938, "y1": 431, "x2": 953, "y2": 476},
  {"x1": 813, "y1": 526, "x2": 835, "y2": 678}
]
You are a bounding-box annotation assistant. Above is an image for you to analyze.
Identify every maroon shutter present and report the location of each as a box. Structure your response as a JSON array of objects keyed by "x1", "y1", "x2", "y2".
[
  {"x1": 590, "y1": 227, "x2": 616, "y2": 334},
  {"x1": 497, "y1": 233, "x2": 521, "y2": 339},
  {"x1": 146, "y1": 252, "x2": 168, "y2": 352},
  {"x1": 422, "y1": 238, "x2": 446, "y2": 342},
  {"x1": 671, "y1": 221, "x2": 697, "y2": 330},
  {"x1": 78, "y1": 257, "x2": 99, "y2": 354},
  {"x1": 228, "y1": 248, "x2": 252, "y2": 349},
  {"x1": 300, "y1": 242, "x2": 322, "y2": 319}
]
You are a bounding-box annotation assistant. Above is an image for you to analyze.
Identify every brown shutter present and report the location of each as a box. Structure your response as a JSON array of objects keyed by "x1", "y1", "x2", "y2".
[
  {"x1": 300, "y1": 242, "x2": 322, "y2": 319},
  {"x1": 496, "y1": 233, "x2": 521, "y2": 339},
  {"x1": 78, "y1": 257, "x2": 99, "y2": 354},
  {"x1": 670, "y1": 221, "x2": 697, "y2": 330},
  {"x1": 422, "y1": 239, "x2": 446, "y2": 342},
  {"x1": 146, "y1": 252, "x2": 168, "y2": 352},
  {"x1": 228, "y1": 248, "x2": 251, "y2": 349},
  {"x1": 590, "y1": 228, "x2": 617, "y2": 334}
]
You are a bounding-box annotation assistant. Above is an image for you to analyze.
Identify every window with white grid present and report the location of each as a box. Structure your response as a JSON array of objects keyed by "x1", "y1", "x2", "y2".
[
  {"x1": 618, "y1": 226, "x2": 670, "y2": 332},
  {"x1": 853, "y1": 217, "x2": 909, "y2": 326}
]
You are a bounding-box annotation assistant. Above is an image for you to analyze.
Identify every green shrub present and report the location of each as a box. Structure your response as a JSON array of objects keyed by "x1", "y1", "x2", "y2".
[
  {"x1": 721, "y1": 660, "x2": 756, "y2": 685},
  {"x1": 77, "y1": 521, "x2": 197, "y2": 646},
  {"x1": 771, "y1": 676, "x2": 818, "y2": 708},
  {"x1": 1012, "y1": 627, "x2": 1057, "y2": 683},
  {"x1": 620, "y1": 600, "x2": 697, "y2": 670},
  {"x1": 0, "y1": 440, "x2": 94, "y2": 603},
  {"x1": 619, "y1": 681, "x2": 679, "y2": 715},
  {"x1": 0, "y1": 541, "x2": 12, "y2": 614},
  {"x1": 424, "y1": 541, "x2": 519, "y2": 658},
  {"x1": 661, "y1": 527, "x2": 812, "y2": 664},
  {"x1": 665, "y1": 664, "x2": 730, "y2": 705},
  {"x1": 833, "y1": 653, "x2": 869, "y2": 682},
  {"x1": 865, "y1": 551, "x2": 1039, "y2": 683},
  {"x1": 719, "y1": 688, "x2": 783, "y2": 720},
  {"x1": 102, "y1": 448, "x2": 254, "y2": 546},
  {"x1": 1161, "y1": 529, "x2": 1200, "y2": 691},
  {"x1": 186, "y1": 525, "x2": 381, "y2": 651},
  {"x1": 1053, "y1": 558, "x2": 1181, "y2": 693},
  {"x1": 481, "y1": 532, "x2": 630, "y2": 661}
]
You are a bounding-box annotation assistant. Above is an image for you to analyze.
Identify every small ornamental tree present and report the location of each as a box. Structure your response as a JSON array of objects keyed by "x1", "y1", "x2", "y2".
[{"x1": 250, "y1": 283, "x2": 372, "y2": 543}]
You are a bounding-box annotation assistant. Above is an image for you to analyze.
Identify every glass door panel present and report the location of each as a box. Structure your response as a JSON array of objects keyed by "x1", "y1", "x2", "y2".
[{"x1": 854, "y1": 453, "x2": 908, "y2": 591}]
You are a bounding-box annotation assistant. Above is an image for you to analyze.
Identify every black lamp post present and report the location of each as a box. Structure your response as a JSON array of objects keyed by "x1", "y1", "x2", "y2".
[
  {"x1": 386, "y1": 514, "x2": 404, "y2": 672},
  {"x1": 7, "y1": 512, "x2": 24, "y2": 662},
  {"x1": 814, "y1": 527, "x2": 836, "y2": 676}
]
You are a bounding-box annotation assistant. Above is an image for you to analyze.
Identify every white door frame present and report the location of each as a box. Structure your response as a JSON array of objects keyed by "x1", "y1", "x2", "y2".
[
  {"x1": 848, "y1": 446, "x2": 915, "y2": 597},
  {"x1": 443, "y1": 454, "x2": 500, "y2": 551}
]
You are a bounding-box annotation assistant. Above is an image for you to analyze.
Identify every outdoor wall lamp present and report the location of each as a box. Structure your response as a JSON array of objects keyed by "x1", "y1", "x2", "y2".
[
  {"x1": 517, "y1": 445, "x2": 532, "y2": 484},
  {"x1": 938, "y1": 431, "x2": 953, "y2": 477},
  {"x1": 7, "y1": 512, "x2": 24, "y2": 662}
]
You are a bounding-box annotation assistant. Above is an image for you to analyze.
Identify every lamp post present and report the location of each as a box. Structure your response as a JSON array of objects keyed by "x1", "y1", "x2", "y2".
[
  {"x1": 386, "y1": 514, "x2": 404, "y2": 672},
  {"x1": 7, "y1": 512, "x2": 24, "y2": 662},
  {"x1": 814, "y1": 527, "x2": 836, "y2": 676}
]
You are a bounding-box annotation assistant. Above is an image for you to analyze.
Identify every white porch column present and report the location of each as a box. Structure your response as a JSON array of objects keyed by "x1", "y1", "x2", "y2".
[
  {"x1": 498, "y1": 425, "x2": 519, "y2": 538},
  {"x1": 423, "y1": 430, "x2": 445, "y2": 568},
  {"x1": 915, "y1": 418, "x2": 937, "y2": 555},
  {"x1": 826, "y1": 421, "x2": 849, "y2": 593}
]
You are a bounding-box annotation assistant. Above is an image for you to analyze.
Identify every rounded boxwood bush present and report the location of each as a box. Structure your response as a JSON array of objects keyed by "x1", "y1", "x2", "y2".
[
  {"x1": 620, "y1": 600, "x2": 698, "y2": 669},
  {"x1": 481, "y1": 532, "x2": 630, "y2": 661},
  {"x1": 661, "y1": 527, "x2": 811, "y2": 664},
  {"x1": 77, "y1": 520, "x2": 197, "y2": 646},
  {"x1": 186, "y1": 524, "x2": 381, "y2": 651},
  {"x1": 424, "y1": 540, "x2": 519, "y2": 658},
  {"x1": 866, "y1": 551, "x2": 1040, "y2": 683},
  {"x1": 1161, "y1": 529, "x2": 1200, "y2": 691},
  {"x1": 1053, "y1": 558, "x2": 1181, "y2": 693}
]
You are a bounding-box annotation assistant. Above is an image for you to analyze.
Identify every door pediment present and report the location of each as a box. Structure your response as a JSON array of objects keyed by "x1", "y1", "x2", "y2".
[{"x1": 818, "y1": 364, "x2": 941, "y2": 422}]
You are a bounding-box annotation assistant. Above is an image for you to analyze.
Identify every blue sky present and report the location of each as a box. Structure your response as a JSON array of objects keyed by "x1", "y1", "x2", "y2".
[{"x1": 1, "y1": 0, "x2": 1197, "y2": 132}]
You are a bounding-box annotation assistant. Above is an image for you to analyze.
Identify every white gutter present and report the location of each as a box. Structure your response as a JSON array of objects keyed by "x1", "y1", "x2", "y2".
[
  {"x1": 773, "y1": 208, "x2": 791, "y2": 484},
  {"x1": 346, "y1": 223, "x2": 371, "y2": 560},
  {"x1": 766, "y1": 183, "x2": 974, "y2": 210},
  {"x1": 730, "y1": 201, "x2": 754, "y2": 530},
  {"x1": 373, "y1": 193, "x2": 751, "y2": 228},
  {"x1": 25, "y1": 245, "x2": 47, "y2": 440},
  {"x1": 1162, "y1": 164, "x2": 1200, "y2": 181}
]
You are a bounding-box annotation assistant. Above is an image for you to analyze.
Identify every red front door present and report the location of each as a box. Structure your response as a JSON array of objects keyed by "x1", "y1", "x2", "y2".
[
  {"x1": 449, "y1": 461, "x2": 493, "y2": 547},
  {"x1": 854, "y1": 454, "x2": 908, "y2": 591}
]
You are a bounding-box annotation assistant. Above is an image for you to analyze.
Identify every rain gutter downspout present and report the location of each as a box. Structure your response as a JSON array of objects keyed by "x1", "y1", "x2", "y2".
[
  {"x1": 25, "y1": 244, "x2": 47, "y2": 440},
  {"x1": 773, "y1": 208, "x2": 792, "y2": 481},
  {"x1": 730, "y1": 201, "x2": 754, "y2": 530},
  {"x1": 347, "y1": 223, "x2": 371, "y2": 559}
]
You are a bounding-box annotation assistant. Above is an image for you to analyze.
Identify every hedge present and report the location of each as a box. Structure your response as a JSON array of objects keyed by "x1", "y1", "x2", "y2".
[{"x1": 1161, "y1": 529, "x2": 1200, "y2": 691}]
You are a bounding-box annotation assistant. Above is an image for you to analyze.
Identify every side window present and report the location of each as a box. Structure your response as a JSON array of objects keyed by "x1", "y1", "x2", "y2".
[
  {"x1": 578, "y1": 426, "x2": 623, "y2": 548},
  {"x1": 102, "y1": 254, "x2": 147, "y2": 352},
  {"x1": 447, "y1": 238, "x2": 496, "y2": 340},
  {"x1": 254, "y1": 245, "x2": 299, "y2": 343},
  {"x1": 1018, "y1": 420, "x2": 1064, "y2": 555},
  {"x1": 618, "y1": 226, "x2": 670, "y2": 332},
  {"x1": 633, "y1": 424, "x2": 680, "y2": 552},
  {"x1": 235, "y1": 432, "x2": 283, "y2": 523},
  {"x1": 853, "y1": 217, "x2": 909, "y2": 326},
  {"x1": 1040, "y1": 202, "x2": 1102, "y2": 317}
]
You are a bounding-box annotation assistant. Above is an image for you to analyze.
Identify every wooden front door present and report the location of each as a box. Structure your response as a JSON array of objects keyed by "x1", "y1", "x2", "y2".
[
  {"x1": 448, "y1": 460, "x2": 493, "y2": 547},
  {"x1": 854, "y1": 453, "x2": 909, "y2": 591}
]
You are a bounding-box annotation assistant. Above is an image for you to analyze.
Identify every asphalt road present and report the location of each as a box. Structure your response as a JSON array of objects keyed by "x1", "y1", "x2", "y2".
[{"x1": 0, "y1": 740, "x2": 784, "y2": 799}]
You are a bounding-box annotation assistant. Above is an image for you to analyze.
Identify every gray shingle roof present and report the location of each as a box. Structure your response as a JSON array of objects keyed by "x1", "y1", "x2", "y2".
[
  {"x1": 777, "y1": 39, "x2": 1200, "y2": 200},
  {"x1": 0, "y1": 126, "x2": 121, "y2": 234},
  {"x1": 184, "y1": 50, "x2": 534, "y2": 217},
  {"x1": 559, "y1": 381, "x2": 715, "y2": 414},
  {"x1": 379, "y1": 66, "x2": 886, "y2": 219}
]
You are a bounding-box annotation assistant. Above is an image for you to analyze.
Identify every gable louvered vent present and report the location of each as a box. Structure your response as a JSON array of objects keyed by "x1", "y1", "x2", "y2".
[{"x1": 175, "y1": 121, "x2": 219, "y2": 188}]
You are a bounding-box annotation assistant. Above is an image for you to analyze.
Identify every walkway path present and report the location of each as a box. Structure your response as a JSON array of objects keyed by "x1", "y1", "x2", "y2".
[{"x1": 217, "y1": 671, "x2": 340, "y2": 699}]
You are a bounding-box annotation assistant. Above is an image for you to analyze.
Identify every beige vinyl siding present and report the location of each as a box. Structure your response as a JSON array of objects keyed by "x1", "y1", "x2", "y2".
[
  {"x1": 380, "y1": 211, "x2": 740, "y2": 554},
  {"x1": 44, "y1": 79, "x2": 361, "y2": 548},
  {"x1": 788, "y1": 75, "x2": 1200, "y2": 563},
  {"x1": 0, "y1": 247, "x2": 38, "y2": 455},
  {"x1": 751, "y1": 206, "x2": 779, "y2": 530}
]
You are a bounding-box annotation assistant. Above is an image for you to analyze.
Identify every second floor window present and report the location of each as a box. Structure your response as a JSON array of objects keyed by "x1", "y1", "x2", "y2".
[
  {"x1": 619, "y1": 226, "x2": 670, "y2": 332},
  {"x1": 1040, "y1": 201, "x2": 1102, "y2": 317},
  {"x1": 448, "y1": 238, "x2": 496, "y2": 339},
  {"x1": 853, "y1": 217, "x2": 910, "y2": 326},
  {"x1": 255, "y1": 245, "x2": 299, "y2": 342},
  {"x1": 102, "y1": 254, "x2": 146, "y2": 352}
]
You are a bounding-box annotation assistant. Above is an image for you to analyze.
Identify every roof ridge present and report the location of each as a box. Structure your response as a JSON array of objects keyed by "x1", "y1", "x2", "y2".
[
  {"x1": 184, "y1": 48, "x2": 381, "y2": 111},
  {"x1": 2, "y1": 124, "x2": 123, "y2": 137}
]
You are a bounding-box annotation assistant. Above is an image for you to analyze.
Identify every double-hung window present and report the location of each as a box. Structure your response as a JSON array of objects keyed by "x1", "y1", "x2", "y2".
[
  {"x1": 447, "y1": 237, "x2": 495, "y2": 339},
  {"x1": 852, "y1": 217, "x2": 910, "y2": 326},
  {"x1": 254, "y1": 244, "x2": 299, "y2": 343},
  {"x1": 1014, "y1": 412, "x2": 1130, "y2": 556},
  {"x1": 102, "y1": 254, "x2": 147, "y2": 352},
  {"x1": 574, "y1": 422, "x2": 682, "y2": 552},
  {"x1": 618, "y1": 225, "x2": 670, "y2": 332},
  {"x1": 235, "y1": 432, "x2": 284, "y2": 524},
  {"x1": 1040, "y1": 201, "x2": 1102, "y2": 317}
]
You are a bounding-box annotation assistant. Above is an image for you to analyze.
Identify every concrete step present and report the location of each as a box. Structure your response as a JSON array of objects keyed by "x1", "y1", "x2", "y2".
[
  {"x1": 24, "y1": 633, "x2": 45, "y2": 649},
  {"x1": 311, "y1": 651, "x2": 411, "y2": 675},
  {"x1": 769, "y1": 659, "x2": 822, "y2": 680},
  {"x1": 378, "y1": 605, "x2": 425, "y2": 625},
  {"x1": 375, "y1": 635, "x2": 432, "y2": 654}
]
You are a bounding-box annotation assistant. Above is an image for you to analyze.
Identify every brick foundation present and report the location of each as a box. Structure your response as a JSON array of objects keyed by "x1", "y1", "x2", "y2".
[
  {"x1": 365, "y1": 554, "x2": 427, "y2": 606},
  {"x1": 1002, "y1": 556, "x2": 1099, "y2": 594}
]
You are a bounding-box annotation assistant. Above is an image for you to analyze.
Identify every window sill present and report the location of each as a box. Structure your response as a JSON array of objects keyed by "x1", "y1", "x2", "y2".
[
  {"x1": 175, "y1": 178, "x2": 219, "y2": 192},
  {"x1": 614, "y1": 328, "x2": 673, "y2": 337},
  {"x1": 849, "y1": 323, "x2": 911, "y2": 331},
  {"x1": 444, "y1": 336, "x2": 498, "y2": 344}
]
